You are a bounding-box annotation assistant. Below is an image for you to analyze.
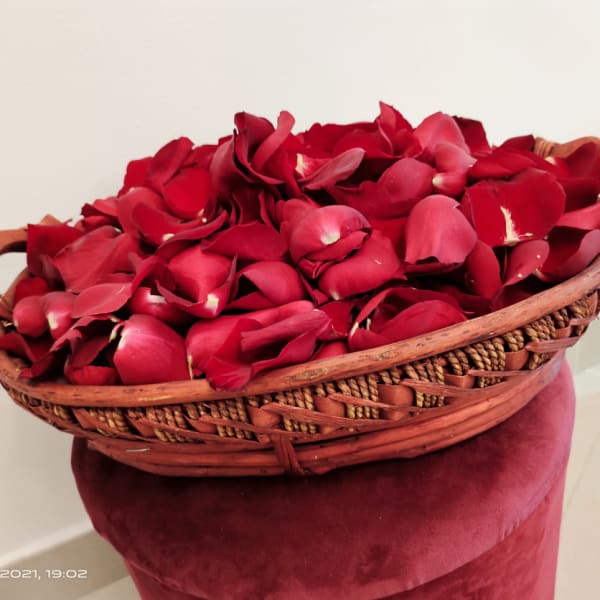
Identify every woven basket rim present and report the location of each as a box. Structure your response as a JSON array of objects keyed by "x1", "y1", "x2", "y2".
[{"x1": 1, "y1": 255, "x2": 599, "y2": 407}]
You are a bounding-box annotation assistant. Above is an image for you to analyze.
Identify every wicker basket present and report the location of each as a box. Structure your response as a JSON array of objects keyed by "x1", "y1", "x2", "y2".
[{"x1": 1, "y1": 136, "x2": 599, "y2": 477}]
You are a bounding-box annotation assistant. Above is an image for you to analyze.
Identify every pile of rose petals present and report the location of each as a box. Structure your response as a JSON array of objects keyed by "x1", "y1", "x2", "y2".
[{"x1": 2, "y1": 104, "x2": 599, "y2": 391}]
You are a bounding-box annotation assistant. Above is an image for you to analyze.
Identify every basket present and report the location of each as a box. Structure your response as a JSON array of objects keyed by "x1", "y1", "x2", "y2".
[{"x1": 1, "y1": 136, "x2": 599, "y2": 477}]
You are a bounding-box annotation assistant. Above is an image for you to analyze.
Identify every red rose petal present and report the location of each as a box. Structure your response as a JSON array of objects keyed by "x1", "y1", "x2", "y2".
[
  {"x1": 557, "y1": 202, "x2": 600, "y2": 230},
  {"x1": 229, "y1": 261, "x2": 305, "y2": 310},
  {"x1": 0, "y1": 331, "x2": 51, "y2": 362},
  {"x1": 414, "y1": 112, "x2": 470, "y2": 161},
  {"x1": 203, "y1": 222, "x2": 287, "y2": 261},
  {"x1": 162, "y1": 167, "x2": 213, "y2": 220},
  {"x1": 462, "y1": 169, "x2": 566, "y2": 247},
  {"x1": 453, "y1": 117, "x2": 491, "y2": 156},
  {"x1": 563, "y1": 141, "x2": 600, "y2": 179},
  {"x1": 113, "y1": 315, "x2": 190, "y2": 384},
  {"x1": 319, "y1": 230, "x2": 402, "y2": 300},
  {"x1": 504, "y1": 240, "x2": 550, "y2": 286},
  {"x1": 64, "y1": 364, "x2": 119, "y2": 385},
  {"x1": 541, "y1": 227, "x2": 600, "y2": 281},
  {"x1": 72, "y1": 282, "x2": 133, "y2": 318},
  {"x1": 127, "y1": 287, "x2": 191, "y2": 325},
  {"x1": 146, "y1": 137, "x2": 193, "y2": 189},
  {"x1": 14, "y1": 277, "x2": 50, "y2": 304},
  {"x1": 52, "y1": 227, "x2": 139, "y2": 292},
  {"x1": 468, "y1": 148, "x2": 536, "y2": 179},
  {"x1": 288, "y1": 205, "x2": 369, "y2": 264},
  {"x1": 169, "y1": 246, "x2": 232, "y2": 302},
  {"x1": 312, "y1": 341, "x2": 349, "y2": 360},
  {"x1": 43, "y1": 292, "x2": 76, "y2": 339},
  {"x1": 300, "y1": 148, "x2": 365, "y2": 190},
  {"x1": 116, "y1": 187, "x2": 166, "y2": 239},
  {"x1": 405, "y1": 195, "x2": 477, "y2": 265},
  {"x1": 240, "y1": 309, "x2": 331, "y2": 354},
  {"x1": 431, "y1": 171, "x2": 467, "y2": 197},
  {"x1": 348, "y1": 287, "x2": 465, "y2": 351},
  {"x1": 13, "y1": 295, "x2": 47, "y2": 337},
  {"x1": 27, "y1": 224, "x2": 82, "y2": 280},
  {"x1": 330, "y1": 158, "x2": 435, "y2": 219},
  {"x1": 119, "y1": 157, "x2": 152, "y2": 195},
  {"x1": 464, "y1": 241, "x2": 502, "y2": 299}
]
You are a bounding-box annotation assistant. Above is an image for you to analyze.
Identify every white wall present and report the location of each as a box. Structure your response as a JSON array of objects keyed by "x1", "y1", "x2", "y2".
[{"x1": 1, "y1": 0, "x2": 599, "y2": 562}]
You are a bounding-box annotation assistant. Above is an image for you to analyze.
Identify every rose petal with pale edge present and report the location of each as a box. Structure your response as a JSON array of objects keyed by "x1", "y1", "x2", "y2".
[
  {"x1": 329, "y1": 158, "x2": 434, "y2": 219},
  {"x1": 504, "y1": 240, "x2": 550, "y2": 286},
  {"x1": 156, "y1": 210, "x2": 229, "y2": 251},
  {"x1": 432, "y1": 171, "x2": 467, "y2": 197},
  {"x1": 229, "y1": 261, "x2": 305, "y2": 310},
  {"x1": 73, "y1": 282, "x2": 133, "y2": 318},
  {"x1": 557, "y1": 202, "x2": 600, "y2": 230},
  {"x1": 43, "y1": 292, "x2": 76, "y2": 339},
  {"x1": 453, "y1": 117, "x2": 491, "y2": 156},
  {"x1": 119, "y1": 157, "x2": 152, "y2": 195},
  {"x1": 14, "y1": 277, "x2": 50, "y2": 304},
  {"x1": 69, "y1": 324, "x2": 121, "y2": 368},
  {"x1": 405, "y1": 195, "x2": 477, "y2": 265},
  {"x1": 145, "y1": 137, "x2": 193, "y2": 189},
  {"x1": 319, "y1": 230, "x2": 402, "y2": 300},
  {"x1": 288, "y1": 205, "x2": 369, "y2": 264},
  {"x1": 461, "y1": 169, "x2": 566, "y2": 247},
  {"x1": 169, "y1": 246, "x2": 232, "y2": 302},
  {"x1": 113, "y1": 315, "x2": 190, "y2": 384},
  {"x1": 203, "y1": 222, "x2": 287, "y2": 261},
  {"x1": 13, "y1": 295, "x2": 47, "y2": 337},
  {"x1": 127, "y1": 287, "x2": 191, "y2": 325},
  {"x1": 414, "y1": 112, "x2": 470, "y2": 161},
  {"x1": 65, "y1": 364, "x2": 119, "y2": 385},
  {"x1": 158, "y1": 259, "x2": 235, "y2": 319},
  {"x1": 162, "y1": 167, "x2": 213, "y2": 220},
  {"x1": 27, "y1": 224, "x2": 82, "y2": 280},
  {"x1": 541, "y1": 227, "x2": 600, "y2": 281},
  {"x1": 50, "y1": 315, "x2": 119, "y2": 352},
  {"x1": 434, "y1": 142, "x2": 474, "y2": 173},
  {"x1": 131, "y1": 203, "x2": 204, "y2": 247},
  {"x1": 464, "y1": 241, "x2": 502, "y2": 299},
  {"x1": 300, "y1": 148, "x2": 365, "y2": 190},
  {"x1": 313, "y1": 341, "x2": 349, "y2": 360},
  {"x1": 319, "y1": 300, "x2": 356, "y2": 339}
]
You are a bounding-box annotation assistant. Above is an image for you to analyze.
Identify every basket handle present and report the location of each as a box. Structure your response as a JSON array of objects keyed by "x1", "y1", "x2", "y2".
[
  {"x1": 0, "y1": 215, "x2": 63, "y2": 258},
  {"x1": 534, "y1": 135, "x2": 600, "y2": 158}
]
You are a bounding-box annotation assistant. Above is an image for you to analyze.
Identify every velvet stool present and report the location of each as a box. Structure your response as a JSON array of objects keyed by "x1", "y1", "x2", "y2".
[{"x1": 71, "y1": 361, "x2": 575, "y2": 600}]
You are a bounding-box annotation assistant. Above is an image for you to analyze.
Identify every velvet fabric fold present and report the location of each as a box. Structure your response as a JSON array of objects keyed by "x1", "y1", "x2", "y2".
[{"x1": 71, "y1": 362, "x2": 575, "y2": 600}]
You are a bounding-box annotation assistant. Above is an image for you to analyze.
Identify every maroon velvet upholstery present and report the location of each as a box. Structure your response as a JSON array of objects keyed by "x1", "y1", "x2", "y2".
[{"x1": 72, "y1": 361, "x2": 575, "y2": 600}]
